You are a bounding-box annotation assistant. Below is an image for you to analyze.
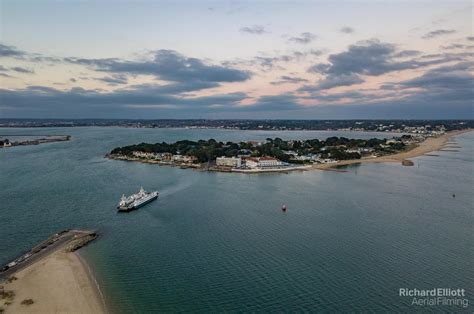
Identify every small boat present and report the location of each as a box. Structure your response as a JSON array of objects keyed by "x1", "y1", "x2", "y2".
[{"x1": 282, "y1": 204, "x2": 287, "y2": 212}]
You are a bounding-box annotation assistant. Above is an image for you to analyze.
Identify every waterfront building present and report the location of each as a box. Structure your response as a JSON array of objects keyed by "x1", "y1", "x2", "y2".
[
  {"x1": 160, "y1": 153, "x2": 172, "y2": 161},
  {"x1": 131, "y1": 151, "x2": 173, "y2": 161},
  {"x1": 132, "y1": 151, "x2": 156, "y2": 159},
  {"x1": 245, "y1": 157, "x2": 283, "y2": 168},
  {"x1": 345, "y1": 149, "x2": 360, "y2": 153},
  {"x1": 216, "y1": 156, "x2": 242, "y2": 168},
  {"x1": 172, "y1": 154, "x2": 197, "y2": 163}
]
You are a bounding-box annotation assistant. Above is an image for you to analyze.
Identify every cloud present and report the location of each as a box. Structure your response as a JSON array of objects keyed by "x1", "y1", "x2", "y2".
[
  {"x1": 66, "y1": 50, "x2": 251, "y2": 84},
  {"x1": 467, "y1": 37, "x2": 474, "y2": 42},
  {"x1": 11, "y1": 66, "x2": 34, "y2": 74},
  {"x1": 400, "y1": 63, "x2": 474, "y2": 92},
  {"x1": 299, "y1": 39, "x2": 470, "y2": 94},
  {"x1": 1, "y1": 40, "x2": 472, "y2": 119},
  {"x1": 298, "y1": 60, "x2": 473, "y2": 117},
  {"x1": 243, "y1": 94, "x2": 303, "y2": 112},
  {"x1": 226, "y1": 49, "x2": 323, "y2": 71},
  {"x1": 270, "y1": 75, "x2": 309, "y2": 85},
  {"x1": 339, "y1": 26, "x2": 354, "y2": 34},
  {"x1": 441, "y1": 44, "x2": 465, "y2": 50},
  {"x1": 0, "y1": 65, "x2": 35, "y2": 74},
  {"x1": 422, "y1": 29, "x2": 456, "y2": 39},
  {"x1": 229, "y1": 65, "x2": 473, "y2": 117},
  {"x1": 240, "y1": 25, "x2": 266, "y2": 34},
  {"x1": 288, "y1": 32, "x2": 316, "y2": 44},
  {"x1": 300, "y1": 73, "x2": 364, "y2": 92},
  {"x1": 0, "y1": 43, "x2": 60, "y2": 63},
  {"x1": 2, "y1": 62, "x2": 472, "y2": 118},
  {"x1": 263, "y1": 50, "x2": 321, "y2": 68},
  {"x1": 308, "y1": 39, "x2": 400, "y2": 76},
  {"x1": 126, "y1": 81, "x2": 221, "y2": 94},
  {"x1": 393, "y1": 50, "x2": 421, "y2": 58},
  {"x1": 307, "y1": 39, "x2": 461, "y2": 78},
  {"x1": 316, "y1": 39, "x2": 398, "y2": 75},
  {"x1": 96, "y1": 74, "x2": 129, "y2": 85},
  {"x1": 0, "y1": 84, "x2": 249, "y2": 118},
  {"x1": 0, "y1": 43, "x2": 26, "y2": 58}
]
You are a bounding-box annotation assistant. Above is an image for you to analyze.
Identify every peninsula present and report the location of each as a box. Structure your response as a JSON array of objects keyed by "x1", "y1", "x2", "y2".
[
  {"x1": 0, "y1": 135, "x2": 70, "y2": 148},
  {"x1": 107, "y1": 127, "x2": 471, "y2": 173}
]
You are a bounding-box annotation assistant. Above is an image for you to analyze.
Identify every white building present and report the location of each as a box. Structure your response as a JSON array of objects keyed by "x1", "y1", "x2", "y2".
[
  {"x1": 132, "y1": 151, "x2": 156, "y2": 158},
  {"x1": 172, "y1": 154, "x2": 197, "y2": 163},
  {"x1": 132, "y1": 151, "x2": 173, "y2": 161},
  {"x1": 245, "y1": 157, "x2": 283, "y2": 168},
  {"x1": 216, "y1": 156, "x2": 242, "y2": 168},
  {"x1": 345, "y1": 149, "x2": 360, "y2": 153}
]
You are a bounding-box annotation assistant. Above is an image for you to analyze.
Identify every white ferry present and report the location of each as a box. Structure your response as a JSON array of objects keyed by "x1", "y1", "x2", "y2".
[{"x1": 117, "y1": 187, "x2": 158, "y2": 212}]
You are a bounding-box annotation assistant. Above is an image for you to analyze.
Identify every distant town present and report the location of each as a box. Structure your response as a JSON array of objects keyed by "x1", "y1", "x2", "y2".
[{"x1": 0, "y1": 119, "x2": 472, "y2": 132}]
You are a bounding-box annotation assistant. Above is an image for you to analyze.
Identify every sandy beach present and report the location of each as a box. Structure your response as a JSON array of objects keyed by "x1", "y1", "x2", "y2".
[
  {"x1": 1, "y1": 250, "x2": 105, "y2": 314},
  {"x1": 313, "y1": 129, "x2": 473, "y2": 170}
]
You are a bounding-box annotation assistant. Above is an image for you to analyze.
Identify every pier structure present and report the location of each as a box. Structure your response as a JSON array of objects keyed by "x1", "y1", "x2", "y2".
[{"x1": 0, "y1": 229, "x2": 97, "y2": 281}]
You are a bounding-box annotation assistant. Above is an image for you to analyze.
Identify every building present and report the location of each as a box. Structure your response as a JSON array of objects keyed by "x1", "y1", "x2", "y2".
[
  {"x1": 160, "y1": 153, "x2": 172, "y2": 161},
  {"x1": 245, "y1": 157, "x2": 282, "y2": 168},
  {"x1": 132, "y1": 151, "x2": 155, "y2": 158},
  {"x1": 216, "y1": 156, "x2": 242, "y2": 168},
  {"x1": 182, "y1": 155, "x2": 198, "y2": 163},
  {"x1": 172, "y1": 154, "x2": 198, "y2": 163},
  {"x1": 345, "y1": 149, "x2": 360, "y2": 153},
  {"x1": 132, "y1": 151, "x2": 173, "y2": 161}
]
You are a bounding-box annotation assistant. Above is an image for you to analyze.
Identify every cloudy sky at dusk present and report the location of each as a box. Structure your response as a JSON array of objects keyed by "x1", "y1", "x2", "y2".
[{"x1": 0, "y1": 0, "x2": 472, "y2": 119}]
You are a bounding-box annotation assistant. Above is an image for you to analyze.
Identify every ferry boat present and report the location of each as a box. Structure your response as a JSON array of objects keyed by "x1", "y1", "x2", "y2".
[{"x1": 117, "y1": 187, "x2": 158, "y2": 212}]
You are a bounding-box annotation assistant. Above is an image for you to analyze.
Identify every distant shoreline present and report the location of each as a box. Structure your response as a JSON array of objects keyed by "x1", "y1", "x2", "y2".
[
  {"x1": 0, "y1": 135, "x2": 71, "y2": 148},
  {"x1": 312, "y1": 129, "x2": 473, "y2": 170},
  {"x1": 0, "y1": 119, "x2": 472, "y2": 134}
]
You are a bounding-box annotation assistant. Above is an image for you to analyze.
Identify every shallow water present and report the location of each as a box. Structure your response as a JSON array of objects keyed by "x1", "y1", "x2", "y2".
[{"x1": 1, "y1": 127, "x2": 472, "y2": 312}]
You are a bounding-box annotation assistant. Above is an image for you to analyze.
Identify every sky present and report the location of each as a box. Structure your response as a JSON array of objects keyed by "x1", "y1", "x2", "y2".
[{"x1": 0, "y1": 0, "x2": 473, "y2": 119}]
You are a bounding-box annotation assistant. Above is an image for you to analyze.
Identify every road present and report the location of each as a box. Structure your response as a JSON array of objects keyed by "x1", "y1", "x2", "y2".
[{"x1": 0, "y1": 230, "x2": 93, "y2": 281}]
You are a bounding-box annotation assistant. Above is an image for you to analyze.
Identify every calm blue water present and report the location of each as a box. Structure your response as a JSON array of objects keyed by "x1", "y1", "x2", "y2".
[{"x1": 1, "y1": 127, "x2": 472, "y2": 312}]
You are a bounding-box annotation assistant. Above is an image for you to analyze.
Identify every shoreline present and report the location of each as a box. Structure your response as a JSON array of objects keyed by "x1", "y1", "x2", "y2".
[
  {"x1": 0, "y1": 135, "x2": 71, "y2": 148},
  {"x1": 1, "y1": 250, "x2": 105, "y2": 314},
  {"x1": 76, "y1": 252, "x2": 108, "y2": 314},
  {"x1": 107, "y1": 155, "x2": 313, "y2": 174},
  {"x1": 312, "y1": 129, "x2": 473, "y2": 170}
]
